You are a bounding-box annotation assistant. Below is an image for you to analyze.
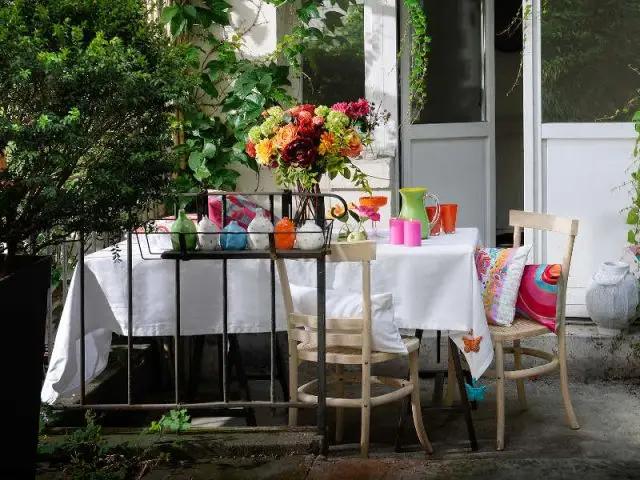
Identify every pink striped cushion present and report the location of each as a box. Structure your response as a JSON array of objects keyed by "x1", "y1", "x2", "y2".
[
  {"x1": 208, "y1": 194, "x2": 275, "y2": 229},
  {"x1": 515, "y1": 264, "x2": 561, "y2": 332}
]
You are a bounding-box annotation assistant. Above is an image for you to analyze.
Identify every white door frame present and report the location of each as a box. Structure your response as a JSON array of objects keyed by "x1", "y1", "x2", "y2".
[
  {"x1": 522, "y1": 0, "x2": 543, "y2": 260},
  {"x1": 398, "y1": 0, "x2": 496, "y2": 245}
]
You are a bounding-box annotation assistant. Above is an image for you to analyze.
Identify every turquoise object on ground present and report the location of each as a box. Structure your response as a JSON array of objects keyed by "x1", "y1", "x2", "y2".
[
  {"x1": 465, "y1": 378, "x2": 487, "y2": 402},
  {"x1": 220, "y1": 220, "x2": 247, "y2": 250}
]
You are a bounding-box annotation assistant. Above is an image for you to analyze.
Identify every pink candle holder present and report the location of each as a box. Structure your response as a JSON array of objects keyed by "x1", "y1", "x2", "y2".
[
  {"x1": 404, "y1": 219, "x2": 422, "y2": 247},
  {"x1": 389, "y1": 217, "x2": 405, "y2": 245}
]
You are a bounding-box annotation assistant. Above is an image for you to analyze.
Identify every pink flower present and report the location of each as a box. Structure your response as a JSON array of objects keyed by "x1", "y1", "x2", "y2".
[
  {"x1": 348, "y1": 98, "x2": 370, "y2": 119},
  {"x1": 331, "y1": 102, "x2": 349, "y2": 114},
  {"x1": 332, "y1": 99, "x2": 370, "y2": 119},
  {"x1": 355, "y1": 205, "x2": 379, "y2": 221},
  {"x1": 312, "y1": 116, "x2": 324, "y2": 126}
]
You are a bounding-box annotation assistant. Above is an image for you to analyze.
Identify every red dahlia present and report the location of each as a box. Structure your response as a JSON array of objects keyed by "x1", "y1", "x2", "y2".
[{"x1": 281, "y1": 138, "x2": 317, "y2": 167}]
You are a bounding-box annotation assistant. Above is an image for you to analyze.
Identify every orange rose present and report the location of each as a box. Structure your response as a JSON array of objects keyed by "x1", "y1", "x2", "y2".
[
  {"x1": 318, "y1": 131, "x2": 337, "y2": 155},
  {"x1": 255, "y1": 138, "x2": 275, "y2": 166},
  {"x1": 329, "y1": 203, "x2": 346, "y2": 220},
  {"x1": 341, "y1": 131, "x2": 363, "y2": 158},
  {"x1": 274, "y1": 123, "x2": 298, "y2": 149}
]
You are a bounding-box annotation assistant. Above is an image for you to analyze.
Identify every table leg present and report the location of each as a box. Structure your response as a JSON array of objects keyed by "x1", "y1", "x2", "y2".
[
  {"x1": 449, "y1": 338, "x2": 478, "y2": 451},
  {"x1": 186, "y1": 336, "x2": 205, "y2": 401},
  {"x1": 275, "y1": 334, "x2": 289, "y2": 400},
  {"x1": 228, "y1": 335, "x2": 257, "y2": 426}
]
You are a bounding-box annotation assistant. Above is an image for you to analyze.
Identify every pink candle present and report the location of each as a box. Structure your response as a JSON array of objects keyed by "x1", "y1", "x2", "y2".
[
  {"x1": 404, "y1": 219, "x2": 422, "y2": 247},
  {"x1": 389, "y1": 217, "x2": 405, "y2": 245}
]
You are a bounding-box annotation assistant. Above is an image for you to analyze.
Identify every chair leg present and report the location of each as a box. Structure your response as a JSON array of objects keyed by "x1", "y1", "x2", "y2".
[
  {"x1": 409, "y1": 349, "x2": 433, "y2": 454},
  {"x1": 360, "y1": 359, "x2": 371, "y2": 458},
  {"x1": 495, "y1": 340, "x2": 506, "y2": 451},
  {"x1": 558, "y1": 333, "x2": 580, "y2": 429},
  {"x1": 335, "y1": 364, "x2": 345, "y2": 444},
  {"x1": 513, "y1": 339, "x2": 527, "y2": 410}
]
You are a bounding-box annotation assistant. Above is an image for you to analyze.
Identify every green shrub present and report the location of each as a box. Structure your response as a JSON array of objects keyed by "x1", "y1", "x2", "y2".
[{"x1": 0, "y1": 0, "x2": 195, "y2": 256}]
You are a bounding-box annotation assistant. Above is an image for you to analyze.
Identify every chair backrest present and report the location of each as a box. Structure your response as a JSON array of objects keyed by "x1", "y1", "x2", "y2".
[
  {"x1": 276, "y1": 241, "x2": 377, "y2": 360},
  {"x1": 509, "y1": 210, "x2": 579, "y2": 331}
]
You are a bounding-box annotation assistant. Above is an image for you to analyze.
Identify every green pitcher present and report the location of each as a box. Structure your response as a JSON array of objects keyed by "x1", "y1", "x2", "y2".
[{"x1": 399, "y1": 187, "x2": 440, "y2": 239}]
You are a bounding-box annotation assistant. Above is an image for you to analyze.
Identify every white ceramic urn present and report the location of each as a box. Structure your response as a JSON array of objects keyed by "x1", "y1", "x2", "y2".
[
  {"x1": 247, "y1": 208, "x2": 274, "y2": 250},
  {"x1": 197, "y1": 215, "x2": 219, "y2": 250},
  {"x1": 296, "y1": 219, "x2": 325, "y2": 250},
  {"x1": 585, "y1": 261, "x2": 639, "y2": 335}
]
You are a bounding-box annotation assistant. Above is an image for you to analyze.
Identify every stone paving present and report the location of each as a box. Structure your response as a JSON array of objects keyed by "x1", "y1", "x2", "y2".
[
  {"x1": 139, "y1": 374, "x2": 640, "y2": 479},
  {"x1": 38, "y1": 331, "x2": 640, "y2": 479}
]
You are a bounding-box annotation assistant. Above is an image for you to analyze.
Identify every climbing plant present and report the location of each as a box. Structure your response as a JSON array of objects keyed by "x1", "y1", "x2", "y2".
[{"x1": 402, "y1": 0, "x2": 430, "y2": 122}]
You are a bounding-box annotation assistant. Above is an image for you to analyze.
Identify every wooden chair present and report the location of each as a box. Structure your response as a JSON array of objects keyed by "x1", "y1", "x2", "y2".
[
  {"x1": 276, "y1": 241, "x2": 432, "y2": 457},
  {"x1": 484, "y1": 210, "x2": 581, "y2": 450}
]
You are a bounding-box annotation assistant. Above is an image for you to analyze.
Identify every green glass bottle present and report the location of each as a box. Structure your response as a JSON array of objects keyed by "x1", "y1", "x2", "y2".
[{"x1": 171, "y1": 209, "x2": 197, "y2": 251}]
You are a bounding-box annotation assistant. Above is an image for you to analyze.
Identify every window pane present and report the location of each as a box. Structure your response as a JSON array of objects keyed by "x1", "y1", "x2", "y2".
[
  {"x1": 542, "y1": 0, "x2": 640, "y2": 122},
  {"x1": 414, "y1": 0, "x2": 484, "y2": 124},
  {"x1": 302, "y1": 2, "x2": 365, "y2": 105}
]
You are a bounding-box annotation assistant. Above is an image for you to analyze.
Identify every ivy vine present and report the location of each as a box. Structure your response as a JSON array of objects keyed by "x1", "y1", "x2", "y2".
[{"x1": 402, "y1": 0, "x2": 430, "y2": 122}]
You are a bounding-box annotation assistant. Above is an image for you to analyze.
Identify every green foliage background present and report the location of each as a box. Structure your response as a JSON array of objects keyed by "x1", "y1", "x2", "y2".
[
  {"x1": 541, "y1": 0, "x2": 640, "y2": 122},
  {"x1": 0, "y1": 0, "x2": 194, "y2": 253}
]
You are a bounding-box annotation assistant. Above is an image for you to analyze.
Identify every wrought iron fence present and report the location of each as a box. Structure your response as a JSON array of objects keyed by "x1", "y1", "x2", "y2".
[{"x1": 44, "y1": 191, "x2": 348, "y2": 455}]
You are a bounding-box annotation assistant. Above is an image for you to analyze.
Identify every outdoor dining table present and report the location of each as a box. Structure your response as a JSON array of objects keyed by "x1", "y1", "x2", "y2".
[{"x1": 41, "y1": 227, "x2": 493, "y2": 407}]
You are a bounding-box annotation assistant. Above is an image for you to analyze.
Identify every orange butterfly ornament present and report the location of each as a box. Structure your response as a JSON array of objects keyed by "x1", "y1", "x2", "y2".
[{"x1": 462, "y1": 335, "x2": 483, "y2": 353}]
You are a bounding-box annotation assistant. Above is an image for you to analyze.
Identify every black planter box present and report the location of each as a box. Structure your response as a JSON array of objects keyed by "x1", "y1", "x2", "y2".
[{"x1": 0, "y1": 255, "x2": 51, "y2": 479}]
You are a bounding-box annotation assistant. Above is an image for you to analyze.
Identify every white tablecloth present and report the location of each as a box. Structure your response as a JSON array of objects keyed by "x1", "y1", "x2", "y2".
[{"x1": 42, "y1": 228, "x2": 493, "y2": 404}]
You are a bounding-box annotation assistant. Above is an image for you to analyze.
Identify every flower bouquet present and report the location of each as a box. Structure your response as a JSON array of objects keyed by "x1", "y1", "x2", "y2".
[{"x1": 245, "y1": 99, "x2": 390, "y2": 224}]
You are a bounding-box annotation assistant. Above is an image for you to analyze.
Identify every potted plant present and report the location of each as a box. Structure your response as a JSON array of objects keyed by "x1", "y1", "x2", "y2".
[{"x1": 0, "y1": 1, "x2": 192, "y2": 475}]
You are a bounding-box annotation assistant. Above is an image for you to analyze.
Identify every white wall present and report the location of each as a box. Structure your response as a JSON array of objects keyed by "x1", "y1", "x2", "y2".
[{"x1": 540, "y1": 124, "x2": 636, "y2": 317}]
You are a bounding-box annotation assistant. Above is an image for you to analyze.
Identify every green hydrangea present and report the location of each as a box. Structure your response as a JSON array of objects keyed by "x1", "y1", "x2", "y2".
[
  {"x1": 248, "y1": 126, "x2": 262, "y2": 143},
  {"x1": 314, "y1": 105, "x2": 330, "y2": 117},
  {"x1": 266, "y1": 106, "x2": 284, "y2": 121},
  {"x1": 260, "y1": 117, "x2": 278, "y2": 136},
  {"x1": 325, "y1": 110, "x2": 349, "y2": 132}
]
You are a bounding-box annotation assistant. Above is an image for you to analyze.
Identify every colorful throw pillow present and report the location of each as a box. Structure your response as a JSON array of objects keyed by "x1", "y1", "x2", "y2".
[
  {"x1": 475, "y1": 245, "x2": 532, "y2": 326},
  {"x1": 515, "y1": 264, "x2": 561, "y2": 332},
  {"x1": 208, "y1": 194, "x2": 277, "y2": 230}
]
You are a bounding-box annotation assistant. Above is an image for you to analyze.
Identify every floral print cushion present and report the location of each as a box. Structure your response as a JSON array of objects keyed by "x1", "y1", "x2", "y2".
[
  {"x1": 515, "y1": 264, "x2": 561, "y2": 332},
  {"x1": 475, "y1": 245, "x2": 532, "y2": 326}
]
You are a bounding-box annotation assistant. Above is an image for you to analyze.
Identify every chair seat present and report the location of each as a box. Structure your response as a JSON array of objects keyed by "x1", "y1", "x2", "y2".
[
  {"x1": 489, "y1": 317, "x2": 552, "y2": 342},
  {"x1": 297, "y1": 337, "x2": 420, "y2": 365}
]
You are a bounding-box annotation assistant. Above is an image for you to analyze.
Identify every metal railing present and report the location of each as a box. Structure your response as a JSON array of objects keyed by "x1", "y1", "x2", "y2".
[{"x1": 46, "y1": 191, "x2": 349, "y2": 455}]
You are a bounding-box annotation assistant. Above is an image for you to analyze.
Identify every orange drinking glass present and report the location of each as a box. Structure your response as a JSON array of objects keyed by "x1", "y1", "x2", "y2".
[
  {"x1": 440, "y1": 204, "x2": 458, "y2": 234},
  {"x1": 425, "y1": 206, "x2": 441, "y2": 235}
]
